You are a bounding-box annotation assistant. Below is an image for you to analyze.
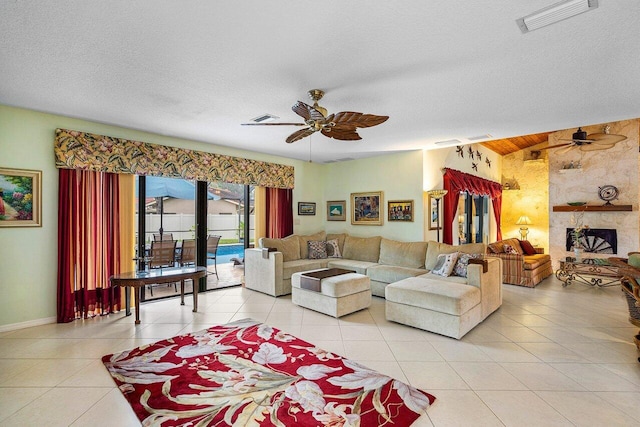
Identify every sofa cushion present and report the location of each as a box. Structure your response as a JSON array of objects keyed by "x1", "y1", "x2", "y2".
[
  {"x1": 262, "y1": 235, "x2": 301, "y2": 262},
  {"x1": 523, "y1": 254, "x2": 551, "y2": 270},
  {"x1": 342, "y1": 235, "x2": 381, "y2": 263},
  {"x1": 425, "y1": 241, "x2": 486, "y2": 270},
  {"x1": 453, "y1": 253, "x2": 484, "y2": 278},
  {"x1": 418, "y1": 272, "x2": 468, "y2": 284},
  {"x1": 326, "y1": 233, "x2": 347, "y2": 254},
  {"x1": 308, "y1": 240, "x2": 328, "y2": 259},
  {"x1": 367, "y1": 264, "x2": 426, "y2": 284},
  {"x1": 386, "y1": 277, "x2": 481, "y2": 316},
  {"x1": 327, "y1": 259, "x2": 378, "y2": 275},
  {"x1": 326, "y1": 239, "x2": 342, "y2": 258},
  {"x1": 518, "y1": 240, "x2": 537, "y2": 256},
  {"x1": 298, "y1": 231, "x2": 327, "y2": 259},
  {"x1": 282, "y1": 259, "x2": 328, "y2": 280},
  {"x1": 379, "y1": 238, "x2": 427, "y2": 269},
  {"x1": 431, "y1": 252, "x2": 459, "y2": 276},
  {"x1": 488, "y1": 238, "x2": 523, "y2": 255}
]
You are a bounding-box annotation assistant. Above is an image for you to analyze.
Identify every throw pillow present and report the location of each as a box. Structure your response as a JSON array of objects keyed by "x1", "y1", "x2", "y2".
[
  {"x1": 431, "y1": 252, "x2": 459, "y2": 277},
  {"x1": 487, "y1": 242, "x2": 504, "y2": 253},
  {"x1": 453, "y1": 253, "x2": 484, "y2": 278},
  {"x1": 325, "y1": 239, "x2": 342, "y2": 258},
  {"x1": 503, "y1": 244, "x2": 518, "y2": 255},
  {"x1": 307, "y1": 240, "x2": 328, "y2": 259},
  {"x1": 518, "y1": 239, "x2": 537, "y2": 256}
]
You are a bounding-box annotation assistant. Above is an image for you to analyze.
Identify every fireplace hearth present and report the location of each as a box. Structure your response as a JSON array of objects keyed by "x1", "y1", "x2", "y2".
[{"x1": 565, "y1": 228, "x2": 617, "y2": 254}]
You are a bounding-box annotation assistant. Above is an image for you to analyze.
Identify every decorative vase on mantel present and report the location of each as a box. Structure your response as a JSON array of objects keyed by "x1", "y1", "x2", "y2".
[{"x1": 573, "y1": 247, "x2": 582, "y2": 262}]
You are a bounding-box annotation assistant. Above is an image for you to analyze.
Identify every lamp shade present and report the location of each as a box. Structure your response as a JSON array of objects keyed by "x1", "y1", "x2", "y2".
[
  {"x1": 516, "y1": 215, "x2": 532, "y2": 225},
  {"x1": 426, "y1": 189, "x2": 448, "y2": 200}
]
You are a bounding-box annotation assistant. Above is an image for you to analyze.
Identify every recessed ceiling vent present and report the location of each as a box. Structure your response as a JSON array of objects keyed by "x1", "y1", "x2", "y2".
[
  {"x1": 251, "y1": 114, "x2": 279, "y2": 123},
  {"x1": 517, "y1": 0, "x2": 599, "y2": 34},
  {"x1": 467, "y1": 134, "x2": 493, "y2": 141},
  {"x1": 434, "y1": 139, "x2": 462, "y2": 147}
]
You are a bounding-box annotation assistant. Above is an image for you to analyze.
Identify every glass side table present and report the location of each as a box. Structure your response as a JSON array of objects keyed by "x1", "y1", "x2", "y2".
[{"x1": 556, "y1": 256, "x2": 621, "y2": 288}]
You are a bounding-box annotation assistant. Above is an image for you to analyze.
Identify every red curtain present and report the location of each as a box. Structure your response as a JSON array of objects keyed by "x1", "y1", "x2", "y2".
[
  {"x1": 57, "y1": 169, "x2": 122, "y2": 322},
  {"x1": 442, "y1": 168, "x2": 503, "y2": 244},
  {"x1": 265, "y1": 187, "x2": 293, "y2": 238}
]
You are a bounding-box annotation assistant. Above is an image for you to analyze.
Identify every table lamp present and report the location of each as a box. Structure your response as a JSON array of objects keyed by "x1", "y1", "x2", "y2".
[
  {"x1": 426, "y1": 189, "x2": 448, "y2": 242},
  {"x1": 516, "y1": 215, "x2": 532, "y2": 240}
]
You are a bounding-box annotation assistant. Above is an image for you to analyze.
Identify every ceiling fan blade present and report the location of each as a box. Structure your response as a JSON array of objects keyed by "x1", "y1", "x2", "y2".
[
  {"x1": 560, "y1": 138, "x2": 595, "y2": 143},
  {"x1": 556, "y1": 145, "x2": 575, "y2": 155},
  {"x1": 586, "y1": 133, "x2": 627, "y2": 144},
  {"x1": 321, "y1": 126, "x2": 362, "y2": 141},
  {"x1": 242, "y1": 122, "x2": 306, "y2": 126},
  {"x1": 332, "y1": 111, "x2": 389, "y2": 128},
  {"x1": 292, "y1": 101, "x2": 325, "y2": 121},
  {"x1": 539, "y1": 142, "x2": 573, "y2": 150},
  {"x1": 286, "y1": 127, "x2": 316, "y2": 144},
  {"x1": 579, "y1": 143, "x2": 615, "y2": 152}
]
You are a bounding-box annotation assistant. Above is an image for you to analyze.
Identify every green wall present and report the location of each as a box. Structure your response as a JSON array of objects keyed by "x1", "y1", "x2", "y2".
[{"x1": 0, "y1": 104, "x2": 498, "y2": 329}]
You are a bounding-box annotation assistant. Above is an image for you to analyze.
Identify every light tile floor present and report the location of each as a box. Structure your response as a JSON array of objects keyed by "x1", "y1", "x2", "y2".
[{"x1": 1, "y1": 275, "x2": 639, "y2": 426}]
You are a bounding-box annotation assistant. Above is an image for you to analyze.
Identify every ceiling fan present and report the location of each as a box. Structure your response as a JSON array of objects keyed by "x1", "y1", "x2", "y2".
[
  {"x1": 242, "y1": 89, "x2": 389, "y2": 144},
  {"x1": 543, "y1": 125, "x2": 627, "y2": 155}
]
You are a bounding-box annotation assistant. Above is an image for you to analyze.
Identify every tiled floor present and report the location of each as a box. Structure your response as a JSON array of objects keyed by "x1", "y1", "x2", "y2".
[{"x1": 1, "y1": 275, "x2": 639, "y2": 426}]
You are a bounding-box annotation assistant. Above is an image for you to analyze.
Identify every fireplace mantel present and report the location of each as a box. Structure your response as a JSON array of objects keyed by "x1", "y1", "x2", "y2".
[{"x1": 552, "y1": 205, "x2": 632, "y2": 212}]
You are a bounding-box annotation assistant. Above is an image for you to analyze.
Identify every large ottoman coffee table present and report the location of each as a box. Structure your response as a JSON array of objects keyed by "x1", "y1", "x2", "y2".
[{"x1": 291, "y1": 268, "x2": 371, "y2": 317}]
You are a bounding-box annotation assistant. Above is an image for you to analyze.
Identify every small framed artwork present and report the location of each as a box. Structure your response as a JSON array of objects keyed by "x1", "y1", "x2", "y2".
[
  {"x1": 298, "y1": 202, "x2": 316, "y2": 216},
  {"x1": 0, "y1": 167, "x2": 42, "y2": 227},
  {"x1": 388, "y1": 200, "x2": 413, "y2": 222},
  {"x1": 351, "y1": 191, "x2": 383, "y2": 226},
  {"x1": 327, "y1": 200, "x2": 346, "y2": 221},
  {"x1": 428, "y1": 194, "x2": 440, "y2": 230}
]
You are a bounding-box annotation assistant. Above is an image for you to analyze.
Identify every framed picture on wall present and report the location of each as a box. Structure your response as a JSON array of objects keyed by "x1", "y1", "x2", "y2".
[
  {"x1": 0, "y1": 167, "x2": 42, "y2": 227},
  {"x1": 351, "y1": 191, "x2": 383, "y2": 226},
  {"x1": 327, "y1": 200, "x2": 346, "y2": 221},
  {"x1": 388, "y1": 200, "x2": 413, "y2": 222},
  {"x1": 428, "y1": 194, "x2": 440, "y2": 230},
  {"x1": 298, "y1": 202, "x2": 316, "y2": 216}
]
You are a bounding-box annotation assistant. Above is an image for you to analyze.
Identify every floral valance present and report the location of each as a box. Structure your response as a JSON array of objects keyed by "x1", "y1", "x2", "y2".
[{"x1": 54, "y1": 129, "x2": 295, "y2": 189}]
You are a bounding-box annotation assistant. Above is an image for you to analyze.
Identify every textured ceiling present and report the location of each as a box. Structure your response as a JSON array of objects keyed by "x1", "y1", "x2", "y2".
[{"x1": 1, "y1": 1, "x2": 639, "y2": 163}]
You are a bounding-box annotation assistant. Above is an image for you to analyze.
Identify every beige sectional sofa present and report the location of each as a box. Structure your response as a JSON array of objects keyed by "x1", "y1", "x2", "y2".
[
  {"x1": 244, "y1": 231, "x2": 494, "y2": 295},
  {"x1": 244, "y1": 231, "x2": 502, "y2": 339}
]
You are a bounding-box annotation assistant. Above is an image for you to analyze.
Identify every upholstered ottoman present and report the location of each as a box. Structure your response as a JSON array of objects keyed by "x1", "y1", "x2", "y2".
[
  {"x1": 385, "y1": 276, "x2": 483, "y2": 339},
  {"x1": 291, "y1": 269, "x2": 371, "y2": 317}
]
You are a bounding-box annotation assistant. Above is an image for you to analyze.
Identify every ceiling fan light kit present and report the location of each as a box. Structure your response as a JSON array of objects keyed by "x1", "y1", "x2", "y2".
[{"x1": 517, "y1": 0, "x2": 599, "y2": 33}]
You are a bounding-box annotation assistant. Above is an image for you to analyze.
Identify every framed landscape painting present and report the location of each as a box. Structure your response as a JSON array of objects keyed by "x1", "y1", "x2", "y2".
[
  {"x1": 351, "y1": 191, "x2": 383, "y2": 226},
  {"x1": 0, "y1": 167, "x2": 42, "y2": 227},
  {"x1": 327, "y1": 200, "x2": 346, "y2": 221},
  {"x1": 388, "y1": 200, "x2": 413, "y2": 222},
  {"x1": 298, "y1": 202, "x2": 316, "y2": 216}
]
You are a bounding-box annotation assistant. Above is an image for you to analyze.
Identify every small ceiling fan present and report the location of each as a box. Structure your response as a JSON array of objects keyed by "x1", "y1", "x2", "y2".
[
  {"x1": 543, "y1": 125, "x2": 627, "y2": 155},
  {"x1": 242, "y1": 89, "x2": 389, "y2": 144}
]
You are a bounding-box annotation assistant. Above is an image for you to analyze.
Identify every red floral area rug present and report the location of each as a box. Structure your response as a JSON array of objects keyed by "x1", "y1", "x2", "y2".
[{"x1": 102, "y1": 318, "x2": 436, "y2": 426}]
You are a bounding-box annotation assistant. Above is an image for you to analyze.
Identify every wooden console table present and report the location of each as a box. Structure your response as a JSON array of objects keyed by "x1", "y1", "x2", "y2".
[
  {"x1": 556, "y1": 257, "x2": 621, "y2": 288},
  {"x1": 110, "y1": 266, "x2": 207, "y2": 324}
]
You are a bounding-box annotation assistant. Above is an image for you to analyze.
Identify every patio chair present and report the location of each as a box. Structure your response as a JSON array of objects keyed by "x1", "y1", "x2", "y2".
[
  {"x1": 179, "y1": 239, "x2": 197, "y2": 266},
  {"x1": 148, "y1": 239, "x2": 178, "y2": 295},
  {"x1": 153, "y1": 233, "x2": 174, "y2": 241},
  {"x1": 207, "y1": 235, "x2": 221, "y2": 278}
]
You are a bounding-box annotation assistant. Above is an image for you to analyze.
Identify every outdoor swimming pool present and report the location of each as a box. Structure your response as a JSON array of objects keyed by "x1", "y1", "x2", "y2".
[{"x1": 210, "y1": 243, "x2": 245, "y2": 264}]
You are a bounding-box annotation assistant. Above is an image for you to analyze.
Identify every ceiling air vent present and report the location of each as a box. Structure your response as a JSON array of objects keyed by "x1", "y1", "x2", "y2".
[
  {"x1": 434, "y1": 139, "x2": 462, "y2": 147},
  {"x1": 251, "y1": 114, "x2": 279, "y2": 123},
  {"x1": 517, "y1": 0, "x2": 599, "y2": 34},
  {"x1": 467, "y1": 134, "x2": 493, "y2": 141}
]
